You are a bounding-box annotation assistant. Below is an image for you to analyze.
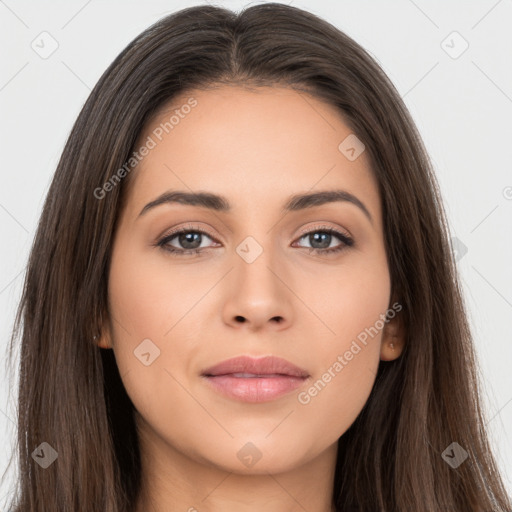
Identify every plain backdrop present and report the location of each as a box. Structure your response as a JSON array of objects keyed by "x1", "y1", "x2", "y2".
[{"x1": 1, "y1": 0, "x2": 511, "y2": 507}]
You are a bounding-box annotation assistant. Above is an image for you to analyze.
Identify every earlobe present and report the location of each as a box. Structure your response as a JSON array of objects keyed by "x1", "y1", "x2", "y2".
[
  {"x1": 380, "y1": 310, "x2": 406, "y2": 361},
  {"x1": 93, "y1": 313, "x2": 113, "y2": 349},
  {"x1": 94, "y1": 333, "x2": 112, "y2": 349}
]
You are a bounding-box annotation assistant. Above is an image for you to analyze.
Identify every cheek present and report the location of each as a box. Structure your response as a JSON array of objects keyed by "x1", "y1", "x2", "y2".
[
  {"x1": 106, "y1": 245, "x2": 203, "y2": 436},
  {"x1": 105, "y1": 243, "x2": 197, "y2": 397},
  {"x1": 305, "y1": 248, "x2": 391, "y2": 356},
  {"x1": 108, "y1": 242, "x2": 208, "y2": 343},
  {"x1": 294, "y1": 252, "x2": 390, "y2": 425},
  {"x1": 294, "y1": 349, "x2": 377, "y2": 445}
]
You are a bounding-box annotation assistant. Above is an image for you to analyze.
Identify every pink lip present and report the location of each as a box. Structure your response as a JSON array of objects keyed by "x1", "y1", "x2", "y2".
[{"x1": 201, "y1": 355, "x2": 310, "y2": 403}]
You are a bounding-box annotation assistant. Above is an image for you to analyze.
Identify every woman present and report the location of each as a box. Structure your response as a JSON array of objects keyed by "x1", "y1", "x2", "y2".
[{"x1": 5, "y1": 3, "x2": 511, "y2": 511}]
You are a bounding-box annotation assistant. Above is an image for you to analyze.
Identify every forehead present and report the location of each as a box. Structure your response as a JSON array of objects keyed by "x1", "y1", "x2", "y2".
[{"x1": 123, "y1": 85, "x2": 380, "y2": 223}]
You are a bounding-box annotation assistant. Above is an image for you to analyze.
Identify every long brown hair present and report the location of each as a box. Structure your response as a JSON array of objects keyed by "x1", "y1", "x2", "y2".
[{"x1": 4, "y1": 3, "x2": 511, "y2": 511}]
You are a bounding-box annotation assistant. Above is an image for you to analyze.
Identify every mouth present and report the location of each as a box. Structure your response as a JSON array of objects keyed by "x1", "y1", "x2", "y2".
[{"x1": 201, "y1": 355, "x2": 310, "y2": 403}]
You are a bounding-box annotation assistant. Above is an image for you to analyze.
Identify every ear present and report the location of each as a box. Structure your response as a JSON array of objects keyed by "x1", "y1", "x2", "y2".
[
  {"x1": 94, "y1": 312, "x2": 113, "y2": 350},
  {"x1": 380, "y1": 302, "x2": 406, "y2": 362}
]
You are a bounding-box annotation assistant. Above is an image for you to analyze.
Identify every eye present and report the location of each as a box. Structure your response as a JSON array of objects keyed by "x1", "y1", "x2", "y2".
[
  {"x1": 155, "y1": 224, "x2": 354, "y2": 257},
  {"x1": 155, "y1": 224, "x2": 219, "y2": 256},
  {"x1": 293, "y1": 227, "x2": 354, "y2": 255}
]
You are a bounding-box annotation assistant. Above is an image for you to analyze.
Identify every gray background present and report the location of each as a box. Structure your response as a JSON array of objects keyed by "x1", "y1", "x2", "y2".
[{"x1": 1, "y1": 0, "x2": 511, "y2": 506}]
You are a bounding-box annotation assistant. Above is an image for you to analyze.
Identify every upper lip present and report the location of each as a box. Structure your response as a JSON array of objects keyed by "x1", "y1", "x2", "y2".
[{"x1": 201, "y1": 355, "x2": 309, "y2": 378}]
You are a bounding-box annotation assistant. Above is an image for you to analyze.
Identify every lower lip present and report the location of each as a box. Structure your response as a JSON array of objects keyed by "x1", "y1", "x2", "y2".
[{"x1": 202, "y1": 374, "x2": 308, "y2": 403}]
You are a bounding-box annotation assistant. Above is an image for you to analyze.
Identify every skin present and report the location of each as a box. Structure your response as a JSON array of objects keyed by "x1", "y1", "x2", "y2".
[{"x1": 97, "y1": 85, "x2": 406, "y2": 512}]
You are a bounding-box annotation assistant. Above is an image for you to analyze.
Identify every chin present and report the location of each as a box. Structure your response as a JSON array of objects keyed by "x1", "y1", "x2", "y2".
[{"x1": 192, "y1": 435, "x2": 316, "y2": 475}]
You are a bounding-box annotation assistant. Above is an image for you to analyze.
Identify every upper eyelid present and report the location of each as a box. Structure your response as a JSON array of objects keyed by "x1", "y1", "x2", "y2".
[{"x1": 296, "y1": 224, "x2": 351, "y2": 239}]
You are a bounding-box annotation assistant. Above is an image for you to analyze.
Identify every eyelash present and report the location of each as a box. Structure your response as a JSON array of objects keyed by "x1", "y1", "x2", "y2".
[{"x1": 154, "y1": 224, "x2": 354, "y2": 257}]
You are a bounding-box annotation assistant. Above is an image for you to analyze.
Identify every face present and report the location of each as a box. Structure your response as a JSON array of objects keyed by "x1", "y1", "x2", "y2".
[{"x1": 99, "y1": 85, "x2": 404, "y2": 475}]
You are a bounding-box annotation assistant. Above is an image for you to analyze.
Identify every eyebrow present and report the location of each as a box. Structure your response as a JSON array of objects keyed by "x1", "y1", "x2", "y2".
[{"x1": 138, "y1": 189, "x2": 373, "y2": 224}]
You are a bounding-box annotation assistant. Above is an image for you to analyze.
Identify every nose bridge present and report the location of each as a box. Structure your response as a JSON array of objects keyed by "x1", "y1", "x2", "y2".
[
  {"x1": 233, "y1": 231, "x2": 283, "y2": 292},
  {"x1": 227, "y1": 201, "x2": 279, "y2": 266}
]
